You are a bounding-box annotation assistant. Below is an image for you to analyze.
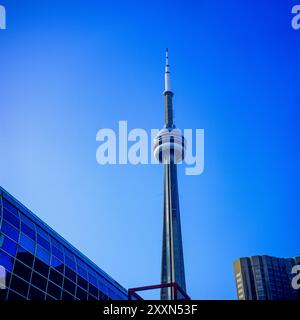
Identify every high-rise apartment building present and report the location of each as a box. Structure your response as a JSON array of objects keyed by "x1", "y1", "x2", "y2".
[{"x1": 234, "y1": 255, "x2": 300, "y2": 300}]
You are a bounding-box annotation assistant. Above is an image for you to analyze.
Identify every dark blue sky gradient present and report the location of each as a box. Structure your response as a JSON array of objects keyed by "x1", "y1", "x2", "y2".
[{"x1": 0, "y1": 0, "x2": 299, "y2": 299}]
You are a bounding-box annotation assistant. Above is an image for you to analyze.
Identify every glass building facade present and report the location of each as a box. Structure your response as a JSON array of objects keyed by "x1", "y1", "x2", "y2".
[{"x1": 0, "y1": 186, "x2": 128, "y2": 300}]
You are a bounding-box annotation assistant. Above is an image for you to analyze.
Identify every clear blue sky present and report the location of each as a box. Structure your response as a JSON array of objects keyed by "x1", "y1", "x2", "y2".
[{"x1": 0, "y1": 0, "x2": 299, "y2": 299}]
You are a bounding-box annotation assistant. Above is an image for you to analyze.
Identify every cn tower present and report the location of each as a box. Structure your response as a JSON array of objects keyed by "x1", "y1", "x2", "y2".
[{"x1": 153, "y1": 49, "x2": 187, "y2": 300}]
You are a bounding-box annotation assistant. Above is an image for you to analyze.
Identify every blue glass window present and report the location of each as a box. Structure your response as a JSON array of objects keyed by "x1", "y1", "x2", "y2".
[
  {"x1": 51, "y1": 256, "x2": 64, "y2": 274},
  {"x1": 97, "y1": 279, "x2": 109, "y2": 295},
  {"x1": 87, "y1": 266, "x2": 94, "y2": 276},
  {"x1": 50, "y1": 237, "x2": 63, "y2": 250},
  {"x1": 16, "y1": 246, "x2": 34, "y2": 268},
  {"x1": 21, "y1": 223, "x2": 35, "y2": 240},
  {"x1": 77, "y1": 265, "x2": 88, "y2": 279},
  {"x1": 64, "y1": 248, "x2": 75, "y2": 261},
  {"x1": 88, "y1": 293, "x2": 97, "y2": 301},
  {"x1": 3, "y1": 198, "x2": 18, "y2": 215},
  {"x1": 28, "y1": 285, "x2": 45, "y2": 300},
  {"x1": 89, "y1": 283, "x2": 98, "y2": 297},
  {"x1": 47, "y1": 281, "x2": 61, "y2": 299},
  {"x1": 76, "y1": 257, "x2": 85, "y2": 268},
  {"x1": 77, "y1": 275, "x2": 88, "y2": 290},
  {"x1": 36, "y1": 226, "x2": 49, "y2": 241},
  {"x1": 20, "y1": 213, "x2": 35, "y2": 229},
  {"x1": 62, "y1": 290, "x2": 74, "y2": 300},
  {"x1": 13, "y1": 260, "x2": 32, "y2": 282},
  {"x1": 0, "y1": 249, "x2": 14, "y2": 272},
  {"x1": 1, "y1": 221, "x2": 19, "y2": 242},
  {"x1": 65, "y1": 266, "x2": 76, "y2": 282},
  {"x1": 36, "y1": 245, "x2": 50, "y2": 264},
  {"x1": 65, "y1": 256, "x2": 76, "y2": 271},
  {"x1": 51, "y1": 255, "x2": 62, "y2": 268},
  {"x1": 0, "y1": 236, "x2": 17, "y2": 256},
  {"x1": 49, "y1": 268, "x2": 63, "y2": 286},
  {"x1": 31, "y1": 271, "x2": 47, "y2": 291},
  {"x1": 76, "y1": 286, "x2": 87, "y2": 300},
  {"x1": 88, "y1": 273, "x2": 97, "y2": 286},
  {"x1": 99, "y1": 291, "x2": 109, "y2": 300},
  {"x1": 3, "y1": 208, "x2": 19, "y2": 228},
  {"x1": 63, "y1": 277, "x2": 76, "y2": 295},
  {"x1": 52, "y1": 245, "x2": 64, "y2": 261},
  {"x1": 33, "y1": 259, "x2": 49, "y2": 278},
  {"x1": 20, "y1": 232, "x2": 35, "y2": 254},
  {"x1": 10, "y1": 275, "x2": 29, "y2": 297},
  {"x1": 37, "y1": 234, "x2": 50, "y2": 251}
]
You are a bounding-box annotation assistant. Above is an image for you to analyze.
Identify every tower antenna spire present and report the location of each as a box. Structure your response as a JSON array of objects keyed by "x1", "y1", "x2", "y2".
[
  {"x1": 165, "y1": 48, "x2": 171, "y2": 92},
  {"x1": 163, "y1": 48, "x2": 174, "y2": 127}
]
